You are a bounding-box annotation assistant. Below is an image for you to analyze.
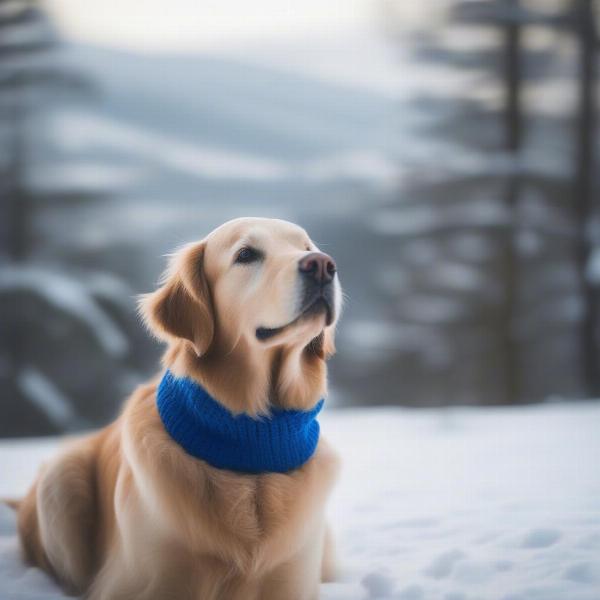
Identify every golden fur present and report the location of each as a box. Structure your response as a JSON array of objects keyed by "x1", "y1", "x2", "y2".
[{"x1": 15, "y1": 218, "x2": 341, "y2": 600}]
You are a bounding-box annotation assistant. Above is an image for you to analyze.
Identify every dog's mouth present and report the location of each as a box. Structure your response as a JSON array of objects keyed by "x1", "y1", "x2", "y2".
[{"x1": 256, "y1": 296, "x2": 333, "y2": 342}]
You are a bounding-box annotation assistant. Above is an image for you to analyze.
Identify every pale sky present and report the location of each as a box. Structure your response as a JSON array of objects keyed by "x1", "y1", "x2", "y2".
[
  {"x1": 41, "y1": 1, "x2": 454, "y2": 96},
  {"x1": 43, "y1": 0, "x2": 383, "y2": 53}
]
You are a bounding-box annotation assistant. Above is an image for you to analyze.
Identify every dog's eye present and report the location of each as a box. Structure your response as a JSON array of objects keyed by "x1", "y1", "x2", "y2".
[{"x1": 235, "y1": 247, "x2": 262, "y2": 265}]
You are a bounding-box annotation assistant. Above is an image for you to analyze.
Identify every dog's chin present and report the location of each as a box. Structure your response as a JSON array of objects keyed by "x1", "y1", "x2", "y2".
[{"x1": 256, "y1": 298, "x2": 333, "y2": 343}]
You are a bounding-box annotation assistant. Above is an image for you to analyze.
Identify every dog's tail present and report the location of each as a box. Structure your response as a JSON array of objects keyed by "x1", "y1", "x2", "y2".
[{"x1": 2, "y1": 498, "x2": 21, "y2": 511}]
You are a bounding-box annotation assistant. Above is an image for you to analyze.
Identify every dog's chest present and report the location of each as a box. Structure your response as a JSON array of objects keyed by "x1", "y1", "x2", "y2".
[
  {"x1": 125, "y1": 404, "x2": 339, "y2": 577},
  {"x1": 208, "y1": 476, "x2": 269, "y2": 542}
]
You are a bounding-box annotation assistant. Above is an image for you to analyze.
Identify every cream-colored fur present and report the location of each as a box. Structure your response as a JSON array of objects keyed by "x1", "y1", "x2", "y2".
[{"x1": 16, "y1": 218, "x2": 341, "y2": 600}]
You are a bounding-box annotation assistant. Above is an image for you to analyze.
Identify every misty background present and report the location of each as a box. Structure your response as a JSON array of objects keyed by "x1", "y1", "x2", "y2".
[{"x1": 1, "y1": 0, "x2": 599, "y2": 436}]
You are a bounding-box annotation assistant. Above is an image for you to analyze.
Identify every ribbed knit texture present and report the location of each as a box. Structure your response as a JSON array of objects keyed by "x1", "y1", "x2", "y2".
[{"x1": 157, "y1": 370, "x2": 324, "y2": 474}]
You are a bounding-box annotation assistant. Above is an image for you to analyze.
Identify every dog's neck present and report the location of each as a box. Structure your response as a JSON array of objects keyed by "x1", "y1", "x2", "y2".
[
  {"x1": 156, "y1": 370, "x2": 324, "y2": 473},
  {"x1": 163, "y1": 336, "x2": 327, "y2": 416}
]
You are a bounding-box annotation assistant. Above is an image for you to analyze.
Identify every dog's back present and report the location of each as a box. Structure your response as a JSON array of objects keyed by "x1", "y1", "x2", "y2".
[{"x1": 17, "y1": 425, "x2": 121, "y2": 595}]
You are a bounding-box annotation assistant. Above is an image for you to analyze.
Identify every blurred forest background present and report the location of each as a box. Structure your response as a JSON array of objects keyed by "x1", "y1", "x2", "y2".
[{"x1": 0, "y1": 0, "x2": 599, "y2": 436}]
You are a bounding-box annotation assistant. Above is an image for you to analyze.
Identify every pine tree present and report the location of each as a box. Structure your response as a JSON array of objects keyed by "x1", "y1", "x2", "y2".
[{"x1": 0, "y1": 0, "x2": 131, "y2": 435}]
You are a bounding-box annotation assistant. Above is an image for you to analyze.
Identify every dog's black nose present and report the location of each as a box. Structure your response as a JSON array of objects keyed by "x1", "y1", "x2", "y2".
[{"x1": 298, "y1": 252, "x2": 336, "y2": 284}]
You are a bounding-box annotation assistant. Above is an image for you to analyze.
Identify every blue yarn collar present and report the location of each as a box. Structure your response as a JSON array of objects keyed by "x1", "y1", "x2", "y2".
[{"x1": 157, "y1": 370, "x2": 324, "y2": 474}]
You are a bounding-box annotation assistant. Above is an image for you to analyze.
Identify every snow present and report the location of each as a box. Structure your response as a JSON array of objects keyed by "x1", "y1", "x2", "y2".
[
  {"x1": 586, "y1": 248, "x2": 600, "y2": 286},
  {"x1": 369, "y1": 200, "x2": 510, "y2": 238},
  {"x1": 1, "y1": 402, "x2": 600, "y2": 599},
  {"x1": 48, "y1": 110, "x2": 398, "y2": 188}
]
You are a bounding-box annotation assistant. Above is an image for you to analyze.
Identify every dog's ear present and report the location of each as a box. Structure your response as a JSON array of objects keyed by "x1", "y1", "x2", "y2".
[{"x1": 139, "y1": 242, "x2": 214, "y2": 357}]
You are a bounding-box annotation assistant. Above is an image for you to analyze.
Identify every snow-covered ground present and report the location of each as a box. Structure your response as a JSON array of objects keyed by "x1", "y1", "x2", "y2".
[{"x1": 1, "y1": 402, "x2": 599, "y2": 600}]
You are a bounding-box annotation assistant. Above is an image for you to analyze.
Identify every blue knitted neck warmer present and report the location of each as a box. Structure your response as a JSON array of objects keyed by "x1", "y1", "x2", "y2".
[{"x1": 157, "y1": 370, "x2": 324, "y2": 474}]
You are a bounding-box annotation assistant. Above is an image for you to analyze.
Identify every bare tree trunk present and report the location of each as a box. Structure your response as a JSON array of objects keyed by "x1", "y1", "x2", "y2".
[
  {"x1": 4, "y1": 78, "x2": 29, "y2": 394},
  {"x1": 501, "y1": 0, "x2": 522, "y2": 404},
  {"x1": 574, "y1": 0, "x2": 599, "y2": 396},
  {"x1": 6, "y1": 82, "x2": 29, "y2": 262}
]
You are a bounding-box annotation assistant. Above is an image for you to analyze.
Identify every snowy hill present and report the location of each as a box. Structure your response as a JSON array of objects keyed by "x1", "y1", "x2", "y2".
[
  {"x1": 2, "y1": 402, "x2": 599, "y2": 599},
  {"x1": 43, "y1": 43, "x2": 400, "y2": 194}
]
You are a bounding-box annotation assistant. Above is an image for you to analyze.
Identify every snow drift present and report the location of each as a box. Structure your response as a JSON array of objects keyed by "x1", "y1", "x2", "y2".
[{"x1": 1, "y1": 402, "x2": 599, "y2": 599}]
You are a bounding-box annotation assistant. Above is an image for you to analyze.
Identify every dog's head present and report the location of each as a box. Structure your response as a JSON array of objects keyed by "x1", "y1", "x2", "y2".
[{"x1": 140, "y1": 218, "x2": 342, "y2": 409}]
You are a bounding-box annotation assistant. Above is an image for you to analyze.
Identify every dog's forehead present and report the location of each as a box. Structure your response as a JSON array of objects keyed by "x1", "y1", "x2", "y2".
[{"x1": 208, "y1": 218, "x2": 308, "y2": 249}]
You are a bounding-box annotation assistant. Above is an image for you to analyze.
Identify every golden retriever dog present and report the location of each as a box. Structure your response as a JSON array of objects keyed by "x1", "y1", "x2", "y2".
[{"x1": 14, "y1": 217, "x2": 342, "y2": 600}]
